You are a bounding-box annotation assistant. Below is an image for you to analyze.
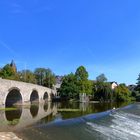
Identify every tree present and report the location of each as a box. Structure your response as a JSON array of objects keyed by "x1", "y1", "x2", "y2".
[
  {"x1": 96, "y1": 74, "x2": 107, "y2": 83},
  {"x1": 0, "y1": 64, "x2": 18, "y2": 80},
  {"x1": 114, "y1": 84, "x2": 132, "y2": 101},
  {"x1": 18, "y1": 70, "x2": 36, "y2": 84},
  {"x1": 94, "y1": 82, "x2": 112, "y2": 102},
  {"x1": 43, "y1": 69, "x2": 56, "y2": 88},
  {"x1": 34, "y1": 68, "x2": 47, "y2": 85},
  {"x1": 75, "y1": 66, "x2": 92, "y2": 94},
  {"x1": 34, "y1": 68, "x2": 56, "y2": 88},
  {"x1": 75, "y1": 66, "x2": 88, "y2": 81},
  {"x1": 59, "y1": 73, "x2": 79, "y2": 99}
]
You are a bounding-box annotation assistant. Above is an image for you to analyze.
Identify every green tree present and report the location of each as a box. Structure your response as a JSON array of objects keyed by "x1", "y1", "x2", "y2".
[
  {"x1": 34, "y1": 68, "x2": 56, "y2": 88},
  {"x1": 34, "y1": 68, "x2": 47, "y2": 85},
  {"x1": 43, "y1": 69, "x2": 56, "y2": 88},
  {"x1": 59, "y1": 73, "x2": 79, "y2": 99},
  {"x1": 75, "y1": 66, "x2": 92, "y2": 95},
  {"x1": 75, "y1": 66, "x2": 88, "y2": 81},
  {"x1": 94, "y1": 82, "x2": 112, "y2": 102},
  {"x1": 18, "y1": 70, "x2": 36, "y2": 84},
  {"x1": 0, "y1": 64, "x2": 18, "y2": 80},
  {"x1": 96, "y1": 74, "x2": 107, "y2": 82},
  {"x1": 114, "y1": 84, "x2": 132, "y2": 101}
]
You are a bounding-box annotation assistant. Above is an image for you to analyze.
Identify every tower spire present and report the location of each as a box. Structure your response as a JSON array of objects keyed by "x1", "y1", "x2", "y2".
[{"x1": 10, "y1": 60, "x2": 17, "y2": 73}]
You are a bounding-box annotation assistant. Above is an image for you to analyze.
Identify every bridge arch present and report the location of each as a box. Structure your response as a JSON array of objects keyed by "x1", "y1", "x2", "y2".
[
  {"x1": 5, "y1": 87, "x2": 22, "y2": 107},
  {"x1": 30, "y1": 90, "x2": 39, "y2": 104},
  {"x1": 43, "y1": 92, "x2": 49, "y2": 102}
]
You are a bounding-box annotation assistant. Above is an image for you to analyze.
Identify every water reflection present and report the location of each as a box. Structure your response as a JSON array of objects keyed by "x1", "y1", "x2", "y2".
[
  {"x1": 14, "y1": 102, "x2": 133, "y2": 140},
  {"x1": 57, "y1": 102, "x2": 131, "y2": 119},
  {"x1": 0, "y1": 102, "x2": 55, "y2": 131},
  {"x1": 41, "y1": 113, "x2": 54, "y2": 124},
  {"x1": 44, "y1": 104, "x2": 48, "y2": 112},
  {"x1": 30, "y1": 105, "x2": 39, "y2": 118},
  {"x1": 5, "y1": 107, "x2": 22, "y2": 126},
  {"x1": 0, "y1": 101, "x2": 131, "y2": 132}
]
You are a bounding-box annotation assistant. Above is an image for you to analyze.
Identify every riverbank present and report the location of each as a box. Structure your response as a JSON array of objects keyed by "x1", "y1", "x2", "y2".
[{"x1": 0, "y1": 132, "x2": 22, "y2": 140}]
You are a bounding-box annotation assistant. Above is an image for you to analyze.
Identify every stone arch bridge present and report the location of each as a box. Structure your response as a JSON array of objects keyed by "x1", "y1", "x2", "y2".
[{"x1": 0, "y1": 78, "x2": 57, "y2": 107}]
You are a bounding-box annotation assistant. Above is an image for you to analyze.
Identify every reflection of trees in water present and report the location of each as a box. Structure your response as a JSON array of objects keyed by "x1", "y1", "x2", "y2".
[
  {"x1": 89, "y1": 102, "x2": 130, "y2": 114},
  {"x1": 30, "y1": 105, "x2": 39, "y2": 118},
  {"x1": 5, "y1": 108, "x2": 22, "y2": 126},
  {"x1": 58, "y1": 102, "x2": 80, "y2": 109},
  {"x1": 57, "y1": 102, "x2": 131, "y2": 120}
]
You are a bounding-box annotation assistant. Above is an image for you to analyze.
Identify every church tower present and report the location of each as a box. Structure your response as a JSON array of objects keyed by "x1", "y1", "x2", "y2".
[{"x1": 10, "y1": 60, "x2": 17, "y2": 73}]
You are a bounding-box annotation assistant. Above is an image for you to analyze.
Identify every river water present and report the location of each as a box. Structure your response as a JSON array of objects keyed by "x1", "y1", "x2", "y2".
[{"x1": 0, "y1": 102, "x2": 139, "y2": 140}]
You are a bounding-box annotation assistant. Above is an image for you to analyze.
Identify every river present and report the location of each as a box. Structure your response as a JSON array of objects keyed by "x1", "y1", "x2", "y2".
[{"x1": 0, "y1": 102, "x2": 139, "y2": 140}]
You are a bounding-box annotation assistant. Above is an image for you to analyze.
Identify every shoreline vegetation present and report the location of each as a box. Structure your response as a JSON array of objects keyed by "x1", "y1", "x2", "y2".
[
  {"x1": 0, "y1": 61, "x2": 140, "y2": 103},
  {"x1": 0, "y1": 108, "x2": 18, "y2": 111}
]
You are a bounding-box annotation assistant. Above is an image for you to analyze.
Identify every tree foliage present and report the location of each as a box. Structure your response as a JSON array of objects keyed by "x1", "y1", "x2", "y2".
[
  {"x1": 114, "y1": 84, "x2": 132, "y2": 101},
  {"x1": 75, "y1": 66, "x2": 88, "y2": 81},
  {"x1": 34, "y1": 68, "x2": 47, "y2": 85},
  {"x1": 59, "y1": 66, "x2": 93, "y2": 100},
  {"x1": 18, "y1": 70, "x2": 36, "y2": 84},
  {"x1": 94, "y1": 82, "x2": 113, "y2": 101},
  {"x1": 43, "y1": 69, "x2": 56, "y2": 88},
  {"x1": 75, "y1": 66, "x2": 92, "y2": 94},
  {"x1": 59, "y1": 73, "x2": 79, "y2": 99},
  {"x1": 0, "y1": 64, "x2": 18, "y2": 80},
  {"x1": 34, "y1": 68, "x2": 56, "y2": 88},
  {"x1": 96, "y1": 74, "x2": 107, "y2": 82}
]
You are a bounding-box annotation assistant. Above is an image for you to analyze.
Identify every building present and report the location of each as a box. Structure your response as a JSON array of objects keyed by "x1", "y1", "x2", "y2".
[
  {"x1": 110, "y1": 82, "x2": 118, "y2": 90},
  {"x1": 53, "y1": 76, "x2": 63, "y2": 96},
  {"x1": 10, "y1": 60, "x2": 17, "y2": 73}
]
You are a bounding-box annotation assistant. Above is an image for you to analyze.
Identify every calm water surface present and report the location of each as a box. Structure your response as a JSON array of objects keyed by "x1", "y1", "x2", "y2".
[{"x1": 0, "y1": 102, "x2": 139, "y2": 140}]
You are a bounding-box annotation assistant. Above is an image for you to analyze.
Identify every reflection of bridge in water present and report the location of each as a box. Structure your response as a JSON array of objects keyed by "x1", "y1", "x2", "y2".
[{"x1": 0, "y1": 102, "x2": 58, "y2": 132}]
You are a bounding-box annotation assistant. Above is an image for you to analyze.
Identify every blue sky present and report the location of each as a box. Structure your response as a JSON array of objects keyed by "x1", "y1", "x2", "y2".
[{"x1": 0, "y1": 0, "x2": 140, "y2": 85}]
